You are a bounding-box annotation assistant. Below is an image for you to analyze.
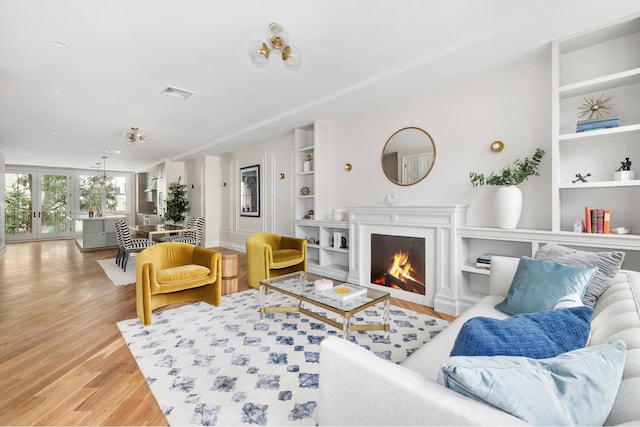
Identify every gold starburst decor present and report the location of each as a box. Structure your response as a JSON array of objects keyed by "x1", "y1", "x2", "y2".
[{"x1": 577, "y1": 93, "x2": 614, "y2": 120}]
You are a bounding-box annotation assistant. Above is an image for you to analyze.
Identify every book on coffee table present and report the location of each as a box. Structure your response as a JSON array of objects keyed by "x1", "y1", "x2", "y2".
[{"x1": 323, "y1": 284, "x2": 367, "y2": 302}]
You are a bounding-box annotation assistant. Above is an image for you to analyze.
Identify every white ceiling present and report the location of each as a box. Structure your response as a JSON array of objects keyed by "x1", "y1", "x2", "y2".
[{"x1": 1, "y1": 0, "x2": 639, "y2": 172}]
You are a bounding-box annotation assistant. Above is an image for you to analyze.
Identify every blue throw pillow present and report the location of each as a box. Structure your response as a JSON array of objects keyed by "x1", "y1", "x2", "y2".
[
  {"x1": 438, "y1": 341, "x2": 627, "y2": 426},
  {"x1": 495, "y1": 256, "x2": 597, "y2": 315},
  {"x1": 450, "y1": 306, "x2": 592, "y2": 358}
]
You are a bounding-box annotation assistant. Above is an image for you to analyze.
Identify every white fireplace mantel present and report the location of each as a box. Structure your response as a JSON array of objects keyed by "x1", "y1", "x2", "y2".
[{"x1": 347, "y1": 205, "x2": 469, "y2": 315}]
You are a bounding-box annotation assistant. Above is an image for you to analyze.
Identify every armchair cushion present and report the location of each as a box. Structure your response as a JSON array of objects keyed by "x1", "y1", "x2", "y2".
[
  {"x1": 157, "y1": 265, "x2": 211, "y2": 283},
  {"x1": 271, "y1": 249, "x2": 305, "y2": 267}
]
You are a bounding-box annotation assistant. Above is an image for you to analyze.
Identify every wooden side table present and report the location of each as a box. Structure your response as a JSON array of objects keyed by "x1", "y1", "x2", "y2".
[{"x1": 221, "y1": 252, "x2": 239, "y2": 295}]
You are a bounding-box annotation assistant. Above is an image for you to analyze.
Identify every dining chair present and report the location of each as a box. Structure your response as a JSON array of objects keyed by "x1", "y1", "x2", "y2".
[
  {"x1": 114, "y1": 219, "x2": 155, "y2": 272},
  {"x1": 159, "y1": 216, "x2": 195, "y2": 242},
  {"x1": 165, "y1": 216, "x2": 205, "y2": 246}
]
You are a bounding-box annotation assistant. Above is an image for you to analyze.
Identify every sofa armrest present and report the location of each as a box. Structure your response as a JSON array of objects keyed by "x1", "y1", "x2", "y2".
[{"x1": 319, "y1": 336, "x2": 526, "y2": 426}]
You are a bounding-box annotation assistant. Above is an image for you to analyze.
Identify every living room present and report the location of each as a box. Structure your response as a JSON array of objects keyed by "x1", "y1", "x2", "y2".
[{"x1": 2, "y1": 1, "x2": 640, "y2": 426}]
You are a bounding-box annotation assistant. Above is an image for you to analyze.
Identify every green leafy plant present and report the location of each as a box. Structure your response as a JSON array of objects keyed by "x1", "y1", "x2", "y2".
[
  {"x1": 165, "y1": 176, "x2": 190, "y2": 222},
  {"x1": 469, "y1": 148, "x2": 545, "y2": 187}
]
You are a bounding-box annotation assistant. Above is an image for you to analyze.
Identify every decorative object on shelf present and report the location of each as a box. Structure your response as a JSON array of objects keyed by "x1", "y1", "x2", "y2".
[
  {"x1": 333, "y1": 231, "x2": 347, "y2": 249},
  {"x1": 344, "y1": 163, "x2": 352, "y2": 171},
  {"x1": 303, "y1": 153, "x2": 313, "y2": 172},
  {"x1": 122, "y1": 127, "x2": 150, "y2": 145},
  {"x1": 490, "y1": 141, "x2": 504, "y2": 152},
  {"x1": 573, "y1": 219, "x2": 584, "y2": 233},
  {"x1": 469, "y1": 148, "x2": 545, "y2": 230},
  {"x1": 572, "y1": 173, "x2": 591, "y2": 183},
  {"x1": 305, "y1": 236, "x2": 317, "y2": 244},
  {"x1": 240, "y1": 165, "x2": 260, "y2": 217},
  {"x1": 333, "y1": 208, "x2": 346, "y2": 221},
  {"x1": 248, "y1": 22, "x2": 302, "y2": 70},
  {"x1": 577, "y1": 93, "x2": 614, "y2": 120},
  {"x1": 300, "y1": 186, "x2": 311, "y2": 196},
  {"x1": 384, "y1": 193, "x2": 399, "y2": 205},
  {"x1": 614, "y1": 157, "x2": 634, "y2": 181},
  {"x1": 165, "y1": 176, "x2": 189, "y2": 223},
  {"x1": 303, "y1": 209, "x2": 314, "y2": 220},
  {"x1": 610, "y1": 226, "x2": 632, "y2": 235}
]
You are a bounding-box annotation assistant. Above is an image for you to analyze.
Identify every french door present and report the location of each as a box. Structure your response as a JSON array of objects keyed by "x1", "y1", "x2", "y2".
[{"x1": 4, "y1": 170, "x2": 72, "y2": 241}]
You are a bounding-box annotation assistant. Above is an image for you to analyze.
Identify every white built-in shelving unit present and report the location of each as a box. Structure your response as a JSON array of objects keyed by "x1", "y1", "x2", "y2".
[
  {"x1": 292, "y1": 121, "x2": 350, "y2": 281},
  {"x1": 552, "y1": 14, "x2": 640, "y2": 233}
]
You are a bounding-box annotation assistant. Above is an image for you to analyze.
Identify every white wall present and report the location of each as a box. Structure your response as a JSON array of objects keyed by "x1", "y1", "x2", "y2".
[
  {"x1": 218, "y1": 135, "x2": 295, "y2": 251},
  {"x1": 326, "y1": 55, "x2": 552, "y2": 230},
  {"x1": 210, "y1": 54, "x2": 554, "y2": 252}
]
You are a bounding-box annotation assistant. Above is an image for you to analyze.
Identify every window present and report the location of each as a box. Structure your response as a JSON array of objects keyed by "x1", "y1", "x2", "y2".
[{"x1": 78, "y1": 173, "x2": 129, "y2": 213}]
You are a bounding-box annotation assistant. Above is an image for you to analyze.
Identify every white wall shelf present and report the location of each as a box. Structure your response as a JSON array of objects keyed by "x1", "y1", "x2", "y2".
[{"x1": 552, "y1": 14, "x2": 640, "y2": 233}]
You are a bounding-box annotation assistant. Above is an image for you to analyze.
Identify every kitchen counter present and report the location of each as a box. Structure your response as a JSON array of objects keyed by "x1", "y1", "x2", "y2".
[{"x1": 74, "y1": 216, "x2": 125, "y2": 250}]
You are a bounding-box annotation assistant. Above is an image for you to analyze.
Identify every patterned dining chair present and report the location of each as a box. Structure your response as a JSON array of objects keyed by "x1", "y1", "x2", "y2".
[
  {"x1": 166, "y1": 217, "x2": 205, "y2": 246},
  {"x1": 114, "y1": 219, "x2": 155, "y2": 272}
]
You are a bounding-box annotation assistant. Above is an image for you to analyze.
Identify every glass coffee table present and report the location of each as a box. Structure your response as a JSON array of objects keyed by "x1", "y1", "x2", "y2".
[{"x1": 259, "y1": 271, "x2": 391, "y2": 339}]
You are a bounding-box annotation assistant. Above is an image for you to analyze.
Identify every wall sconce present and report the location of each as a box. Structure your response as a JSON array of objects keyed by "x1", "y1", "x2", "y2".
[
  {"x1": 279, "y1": 173, "x2": 286, "y2": 180},
  {"x1": 344, "y1": 163, "x2": 352, "y2": 172},
  {"x1": 490, "y1": 141, "x2": 504, "y2": 152},
  {"x1": 248, "y1": 23, "x2": 302, "y2": 70},
  {"x1": 222, "y1": 182, "x2": 227, "y2": 187}
]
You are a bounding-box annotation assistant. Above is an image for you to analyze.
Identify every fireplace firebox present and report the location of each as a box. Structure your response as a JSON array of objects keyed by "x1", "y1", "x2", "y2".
[{"x1": 370, "y1": 233, "x2": 426, "y2": 295}]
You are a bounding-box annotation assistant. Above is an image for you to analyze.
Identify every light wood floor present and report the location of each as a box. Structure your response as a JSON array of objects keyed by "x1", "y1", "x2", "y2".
[{"x1": 0, "y1": 239, "x2": 454, "y2": 426}]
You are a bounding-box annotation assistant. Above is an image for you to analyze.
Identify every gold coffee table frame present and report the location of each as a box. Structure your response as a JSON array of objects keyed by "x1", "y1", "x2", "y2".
[{"x1": 259, "y1": 271, "x2": 391, "y2": 339}]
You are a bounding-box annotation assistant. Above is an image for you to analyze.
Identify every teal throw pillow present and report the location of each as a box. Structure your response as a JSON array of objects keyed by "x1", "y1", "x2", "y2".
[
  {"x1": 438, "y1": 341, "x2": 627, "y2": 426},
  {"x1": 450, "y1": 306, "x2": 592, "y2": 358},
  {"x1": 534, "y1": 242, "x2": 624, "y2": 306},
  {"x1": 495, "y1": 257, "x2": 597, "y2": 315}
]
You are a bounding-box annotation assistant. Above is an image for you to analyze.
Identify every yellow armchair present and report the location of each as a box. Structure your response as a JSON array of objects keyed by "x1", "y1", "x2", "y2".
[
  {"x1": 136, "y1": 242, "x2": 222, "y2": 325},
  {"x1": 246, "y1": 232, "x2": 307, "y2": 288}
]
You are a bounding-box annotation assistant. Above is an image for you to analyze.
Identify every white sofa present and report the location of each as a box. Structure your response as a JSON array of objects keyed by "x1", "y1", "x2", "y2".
[{"x1": 318, "y1": 256, "x2": 640, "y2": 426}]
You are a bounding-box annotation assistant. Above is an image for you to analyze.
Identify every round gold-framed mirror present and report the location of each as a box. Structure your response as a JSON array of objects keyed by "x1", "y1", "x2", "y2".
[{"x1": 381, "y1": 127, "x2": 436, "y2": 186}]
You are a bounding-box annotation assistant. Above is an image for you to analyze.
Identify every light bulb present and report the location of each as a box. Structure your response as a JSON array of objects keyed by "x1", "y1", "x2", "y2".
[
  {"x1": 282, "y1": 45, "x2": 302, "y2": 70},
  {"x1": 248, "y1": 41, "x2": 270, "y2": 67},
  {"x1": 267, "y1": 23, "x2": 288, "y2": 49}
]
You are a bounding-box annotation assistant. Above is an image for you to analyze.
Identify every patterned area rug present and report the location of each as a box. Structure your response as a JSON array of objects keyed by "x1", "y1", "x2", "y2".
[
  {"x1": 97, "y1": 257, "x2": 135, "y2": 286},
  {"x1": 117, "y1": 289, "x2": 449, "y2": 426}
]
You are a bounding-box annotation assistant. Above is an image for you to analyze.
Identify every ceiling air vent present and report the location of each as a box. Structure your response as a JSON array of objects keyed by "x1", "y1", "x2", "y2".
[{"x1": 161, "y1": 86, "x2": 195, "y2": 100}]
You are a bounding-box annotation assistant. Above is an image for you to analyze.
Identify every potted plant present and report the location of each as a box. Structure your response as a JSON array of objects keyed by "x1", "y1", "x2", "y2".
[
  {"x1": 165, "y1": 176, "x2": 190, "y2": 223},
  {"x1": 469, "y1": 148, "x2": 545, "y2": 229}
]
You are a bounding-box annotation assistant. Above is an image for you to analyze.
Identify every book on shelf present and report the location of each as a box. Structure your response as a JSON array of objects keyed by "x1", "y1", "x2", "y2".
[
  {"x1": 322, "y1": 284, "x2": 367, "y2": 302},
  {"x1": 475, "y1": 254, "x2": 500, "y2": 269},
  {"x1": 576, "y1": 116, "x2": 619, "y2": 132},
  {"x1": 584, "y1": 206, "x2": 610, "y2": 234}
]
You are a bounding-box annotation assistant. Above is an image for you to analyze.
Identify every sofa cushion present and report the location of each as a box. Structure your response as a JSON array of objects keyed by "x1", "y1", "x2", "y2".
[
  {"x1": 534, "y1": 242, "x2": 625, "y2": 307},
  {"x1": 157, "y1": 265, "x2": 211, "y2": 283},
  {"x1": 552, "y1": 292, "x2": 584, "y2": 309},
  {"x1": 450, "y1": 306, "x2": 592, "y2": 358},
  {"x1": 438, "y1": 340, "x2": 627, "y2": 426},
  {"x1": 495, "y1": 257, "x2": 597, "y2": 315}
]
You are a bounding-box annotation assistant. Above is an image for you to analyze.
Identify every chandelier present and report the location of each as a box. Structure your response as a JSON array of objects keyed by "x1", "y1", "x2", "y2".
[
  {"x1": 122, "y1": 127, "x2": 150, "y2": 145},
  {"x1": 97, "y1": 156, "x2": 109, "y2": 188},
  {"x1": 248, "y1": 23, "x2": 302, "y2": 70}
]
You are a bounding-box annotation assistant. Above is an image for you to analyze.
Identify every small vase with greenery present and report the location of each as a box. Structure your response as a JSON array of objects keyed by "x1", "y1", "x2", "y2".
[
  {"x1": 165, "y1": 176, "x2": 190, "y2": 223},
  {"x1": 469, "y1": 148, "x2": 545, "y2": 187}
]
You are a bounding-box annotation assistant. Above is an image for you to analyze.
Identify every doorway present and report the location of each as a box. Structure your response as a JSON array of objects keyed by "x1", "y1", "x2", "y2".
[{"x1": 4, "y1": 170, "x2": 72, "y2": 241}]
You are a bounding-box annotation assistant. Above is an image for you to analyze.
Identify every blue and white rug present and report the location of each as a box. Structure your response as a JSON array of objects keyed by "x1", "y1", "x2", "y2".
[{"x1": 117, "y1": 289, "x2": 449, "y2": 426}]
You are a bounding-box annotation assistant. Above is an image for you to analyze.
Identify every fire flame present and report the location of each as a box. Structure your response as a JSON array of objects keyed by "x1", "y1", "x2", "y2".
[{"x1": 388, "y1": 251, "x2": 420, "y2": 283}]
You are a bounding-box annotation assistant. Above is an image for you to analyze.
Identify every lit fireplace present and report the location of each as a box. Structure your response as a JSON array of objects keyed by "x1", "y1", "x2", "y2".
[{"x1": 370, "y1": 233, "x2": 426, "y2": 295}]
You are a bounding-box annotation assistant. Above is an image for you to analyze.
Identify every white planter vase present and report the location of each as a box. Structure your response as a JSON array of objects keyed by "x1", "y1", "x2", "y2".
[{"x1": 494, "y1": 185, "x2": 522, "y2": 229}]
